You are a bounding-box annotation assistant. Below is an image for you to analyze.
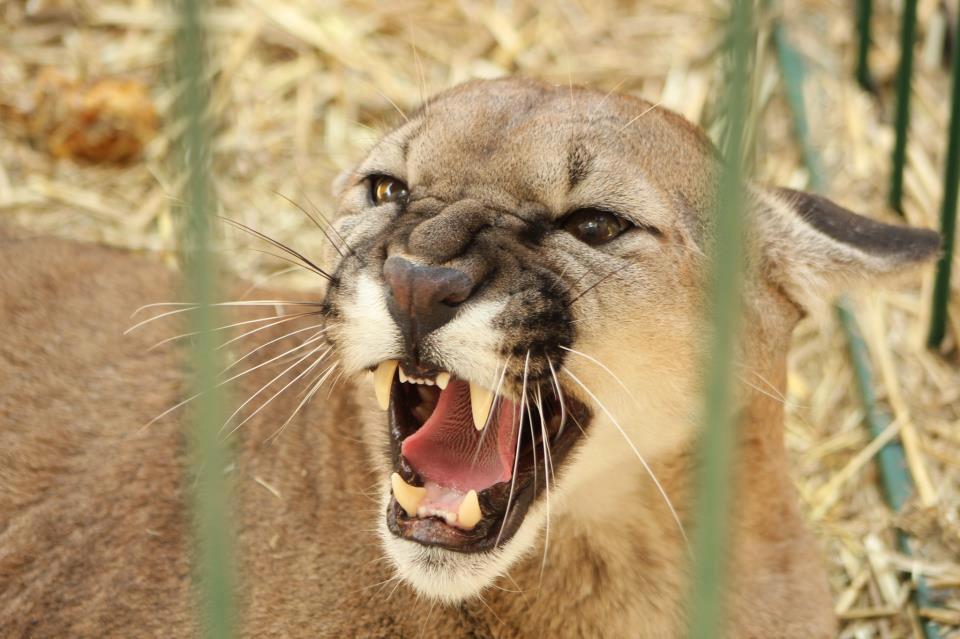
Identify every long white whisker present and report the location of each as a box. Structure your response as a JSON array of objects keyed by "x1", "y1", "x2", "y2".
[
  {"x1": 218, "y1": 313, "x2": 322, "y2": 352},
  {"x1": 222, "y1": 323, "x2": 330, "y2": 373},
  {"x1": 546, "y1": 356, "x2": 568, "y2": 437},
  {"x1": 126, "y1": 300, "x2": 323, "y2": 331},
  {"x1": 139, "y1": 330, "x2": 328, "y2": 430},
  {"x1": 497, "y1": 351, "x2": 530, "y2": 546},
  {"x1": 469, "y1": 358, "x2": 510, "y2": 469},
  {"x1": 563, "y1": 368, "x2": 690, "y2": 553},
  {"x1": 267, "y1": 362, "x2": 339, "y2": 442},
  {"x1": 535, "y1": 384, "x2": 551, "y2": 590},
  {"x1": 222, "y1": 344, "x2": 331, "y2": 435},
  {"x1": 147, "y1": 311, "x2": 317, "y2": 351}
]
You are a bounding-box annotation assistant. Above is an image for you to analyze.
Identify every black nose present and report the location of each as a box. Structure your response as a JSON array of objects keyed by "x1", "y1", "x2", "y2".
[{"x1": 382, "y1": 256, "x2": 474, "y2": 343}]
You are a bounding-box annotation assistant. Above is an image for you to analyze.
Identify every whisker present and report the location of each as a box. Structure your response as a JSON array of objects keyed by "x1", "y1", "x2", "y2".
[
  {"x1": 563, "y1": 368, "x2": 690, "y2": 553},
  {"x1": 273, "y1": 190, "x2": 346, "y2": 258},
  {"x1": 221, "y1": 323, "x2": 327, "y2": 373},
  {"x1": 126, "y1": 299, "x2": 323, "y2": 331},
  {"x1": 546, "y1": 357, "x2": 568, "y2": 438},
  {"x1": 469, "y1": 359, "x2": 510, "y2": 470},
  {"x1": 218, "y1": 216, "x2": 334, "y2": 281},
  {"x1": 217, "y1": 312, "x2": 323, "y2": 352},
  {"x1": 239, "y1": 246, "x2": 331, "y2": 279},
  {"x1": 267, "y1": 362, "x2": 339, "y2": 442},
  {"x1": 236, "y1": 265, "x2": 301, "y2": 299},
  {"x1": 298, "y1": 189, "x2": 355, "y2": 256},
  {"x1": 147, "y1": 310, "x2": 318, "y2": 351},
  {"x1": 618, "y1": 100, "x2": 663, "y2": 133},
  {"x1": 569, "y1": 263, "x2": 633, "y2": 305},
  {"x1": 535, "y1": 384, "x2": 552, "y2": 589},
  {"x1": 139, "y1": 330, "x2": 328, "y2": 430},
  {"x1": 222, "y1": 344, "x2": 331, "y2": 436},
  {"x1": 497, "y1": 351, "x2": 531, "y2": 547}
]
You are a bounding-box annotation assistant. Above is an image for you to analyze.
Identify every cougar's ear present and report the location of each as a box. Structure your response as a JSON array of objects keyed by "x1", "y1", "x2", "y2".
[{"x1": 756, "y1": 187, "x2": 940, "y2": 312}]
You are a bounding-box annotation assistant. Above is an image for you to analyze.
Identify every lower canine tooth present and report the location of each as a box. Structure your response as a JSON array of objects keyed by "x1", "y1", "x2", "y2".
[
  {"x1": 458, "y1": 490, "x2": 482, "y2": 530},
  {"x1": 391, "y1": 473, "x2": 426, "y2": 517},
  {"x1": 373, "y1": 360, "x2": 398, "y2": 410},
  {"x1": 469, "y1": 382, "x2": 494, "y2": 431}
]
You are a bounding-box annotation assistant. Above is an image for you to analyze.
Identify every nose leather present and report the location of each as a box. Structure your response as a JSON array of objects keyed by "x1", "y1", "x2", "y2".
[{"x1": 382, "y1": 256, "x2": 474, "y2": 343}]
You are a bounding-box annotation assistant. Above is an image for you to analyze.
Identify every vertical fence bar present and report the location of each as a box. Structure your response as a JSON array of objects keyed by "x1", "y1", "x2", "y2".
[
  {"x1": 890, "y1": 0, "x2": 918, "y2": 214},
  {"x1": 175, "y1": 0, "x2": 236, "y2": 636},
  {"x1": 928, "y1": 7, "x2": 960, "y2": 349},
  {"x1": 856, "y1": 0, "x2": 874, "y2": 91},
  {"x1": 686, "y1": 1, "x2": 752, "y2": 637},
  {"x1": 776, "y1": 16, "x2": 943, "y2": 638}
]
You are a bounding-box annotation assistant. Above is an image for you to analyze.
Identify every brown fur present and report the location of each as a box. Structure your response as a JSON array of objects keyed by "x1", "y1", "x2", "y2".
[{"x1": 0, "y1": 79, "x2": 939, "y2": 637}]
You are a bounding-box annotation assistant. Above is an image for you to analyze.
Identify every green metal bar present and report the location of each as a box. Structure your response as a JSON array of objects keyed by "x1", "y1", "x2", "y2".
[
  {"x1": 837, "y1": 302, "x2": 941, "y2": 638},
  {"x1": 856, "y1": 0, "x2": 874, "y2": 91},
  {"x1": 890, "y1": 0, "x2": 919, "y2": 214},
  {"x1": 687, "y1": 1, "x2": 752, "y2": 637},
  {"x1": 775, "y1": 18, "x2": 942, "y2": 639},
  {"x1": 176, "y1": 0, "x2": 237, "y2": 637},
  {"x1": 928, "y1": 6, "x2": 960, "y2": 348}
]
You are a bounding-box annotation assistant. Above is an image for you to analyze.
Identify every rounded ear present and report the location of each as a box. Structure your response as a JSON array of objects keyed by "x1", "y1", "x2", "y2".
[{"x1": 754, "y1": 187, "x2": 940, "y2": 312}]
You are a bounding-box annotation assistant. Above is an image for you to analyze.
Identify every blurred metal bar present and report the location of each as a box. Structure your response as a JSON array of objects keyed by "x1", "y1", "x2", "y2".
[
  {"x1": 928, "y1": 6, "x2": 960, "y2": 348},
  {"x1": 776, "y1": 17, "x2": 943, "y2": 639},
  {"x1": 175, "y1": 0, "x2": 237, "y2": 636},
  {"x1": 686, "y1": 1, "x2": 752, "y2": 637},
  {"x1": 890, "y1": 0, "x2": 918, "y2": 214}
]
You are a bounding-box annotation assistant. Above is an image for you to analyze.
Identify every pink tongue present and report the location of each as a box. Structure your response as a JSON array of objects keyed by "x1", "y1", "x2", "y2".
[{"x1": 401, "y1": 380, "x2": 519, "y2": 493}]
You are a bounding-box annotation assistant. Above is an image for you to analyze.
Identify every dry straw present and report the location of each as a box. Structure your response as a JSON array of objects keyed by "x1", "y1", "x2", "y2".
[{"x1": 0, "y1": 0, "x2": 957, "y2": 636}]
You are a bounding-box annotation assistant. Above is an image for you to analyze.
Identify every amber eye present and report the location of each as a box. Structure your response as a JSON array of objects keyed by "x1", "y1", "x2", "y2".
[
  {"x1": 370, "y1": 176, "x2": 409, "y2": 206},
  {"x1": 562, "y1": 208, "x2": 631, "y2": 245}
]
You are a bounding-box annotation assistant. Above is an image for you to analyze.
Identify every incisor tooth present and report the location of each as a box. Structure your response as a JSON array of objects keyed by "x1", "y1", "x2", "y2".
[
  {"x1": 391, "y1": 473, "x2": 426, "y2": 517},
  {"x1": 436, "y1": 372, "x2": 450, "y2": 390},
  {"x1": 458, "y1": 490, "x2": 482, "y2": 529},
  {"x1": 398, "y1": 368, "x2": 408, "y2": 383},
  {"x1": 470, "y1": 382, "x2": 494, "y2": 431},
  {"x1": 373, "y1": 360, "x2": 398, "y2": 410}
]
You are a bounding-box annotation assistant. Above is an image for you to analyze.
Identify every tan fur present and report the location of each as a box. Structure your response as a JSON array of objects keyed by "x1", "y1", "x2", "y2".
[{"x1": 1, "y1": 79, "x2": 939, "y2": 637}]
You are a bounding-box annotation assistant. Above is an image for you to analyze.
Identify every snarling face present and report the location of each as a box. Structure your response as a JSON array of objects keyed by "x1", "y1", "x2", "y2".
[{"x1": 319, "y1": 78, "x2": 939, "y2": 602}]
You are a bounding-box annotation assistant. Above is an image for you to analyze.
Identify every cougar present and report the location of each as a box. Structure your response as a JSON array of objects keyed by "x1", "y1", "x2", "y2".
[{"x1": 0, "y1": 78, "x2": 940, "y2": 638}]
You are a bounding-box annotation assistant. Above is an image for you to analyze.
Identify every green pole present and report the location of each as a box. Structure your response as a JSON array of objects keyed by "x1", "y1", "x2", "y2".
[
  {"x1": 686, "y1": 1, "x2": 753, "y2": 637},
  {"x1": 176, "y1": 0, "x2": 237, "y2": 636},
  {"x1": 856, "y1": 0, "x2": 874, "y2": 91},
  {"x1": 928, "y1": 7, "x2": 960, "y2": 348},
  {"x1": 889, "y1": 0, "x2": 918, "y2": 214},
  {"x1": 776, "y1": 15, "x2": 942, "y2": 639}
]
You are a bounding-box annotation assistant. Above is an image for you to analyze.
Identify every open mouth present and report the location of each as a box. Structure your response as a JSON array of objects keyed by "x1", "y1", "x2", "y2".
[{"x1": 372, "y1": 359, "x2": 590, "y2": 553}]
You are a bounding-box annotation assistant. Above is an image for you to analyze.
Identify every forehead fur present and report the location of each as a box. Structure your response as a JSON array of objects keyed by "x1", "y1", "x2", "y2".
[{"x1": 360, "y1": 78, "x2": 719, "y2": 231}]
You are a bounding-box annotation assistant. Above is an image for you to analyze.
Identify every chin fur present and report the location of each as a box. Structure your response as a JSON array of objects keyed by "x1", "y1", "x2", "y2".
[{"x1": 378, "y1": 490, "x2": 545, "y2": 603}]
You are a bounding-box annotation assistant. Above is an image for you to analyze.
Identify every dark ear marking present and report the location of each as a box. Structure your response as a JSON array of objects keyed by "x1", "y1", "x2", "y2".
[{"x1": 776, "y1": 187, "x2": 940, "y2": 262}]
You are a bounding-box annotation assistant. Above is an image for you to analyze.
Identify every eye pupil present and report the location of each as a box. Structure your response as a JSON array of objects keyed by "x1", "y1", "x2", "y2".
[
  {"x1": 563, "y1": 209, "x2": 627, "y2": 245},
  {"x1": 373, "y1": 177, "x2": 409, "y2": 205}
]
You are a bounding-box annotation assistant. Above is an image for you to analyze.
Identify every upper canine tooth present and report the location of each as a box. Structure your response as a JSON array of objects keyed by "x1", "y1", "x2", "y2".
[
  {"x1": 436, "y1": 372, "x2": 450, "y2": 390},
  {"x1": 391, "y1": 472, "x2": 426, "y2": 517},
  {"x1": 458, "y1": 490, "x2": 482, "y2": 530},
  {"x1": 470, "y1": 382, "x2": 494, "y2": 431},
  {"x1": 373, "y1": 360, "x2": 398, "y2": 410}
]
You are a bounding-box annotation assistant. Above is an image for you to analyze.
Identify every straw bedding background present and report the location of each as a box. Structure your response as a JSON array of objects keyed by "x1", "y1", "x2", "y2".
[{"x1": 0, "y1": 0, "x2": 957, "y2": 636}]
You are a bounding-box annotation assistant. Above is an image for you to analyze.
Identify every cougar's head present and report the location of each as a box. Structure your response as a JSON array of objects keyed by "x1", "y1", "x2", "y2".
[{"x1": 320, "y1": 78, "x2": 938, "y2": 602}]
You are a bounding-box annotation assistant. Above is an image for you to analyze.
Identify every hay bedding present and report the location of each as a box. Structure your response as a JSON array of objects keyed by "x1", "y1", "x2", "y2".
[{"x1": 0, "y1": 0, "x2": 957, "y2": 635}]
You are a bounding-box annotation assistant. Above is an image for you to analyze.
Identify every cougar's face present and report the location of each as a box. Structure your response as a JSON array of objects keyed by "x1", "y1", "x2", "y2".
[{"x1": 322, "y1": 79, "x2": 711, "y2": 601}]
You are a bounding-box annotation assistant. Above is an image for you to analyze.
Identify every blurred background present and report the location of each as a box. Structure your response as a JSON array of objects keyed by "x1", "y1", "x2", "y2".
[{"x1": 0, "y1": 0, "x2": 958, "y2": 636}]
